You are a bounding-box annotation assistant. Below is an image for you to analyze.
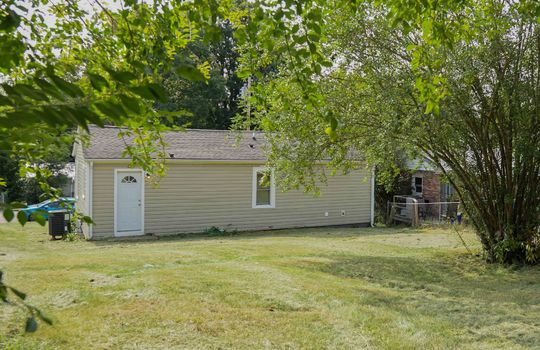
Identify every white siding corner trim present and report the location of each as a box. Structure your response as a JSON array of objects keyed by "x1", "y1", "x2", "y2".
[
  {"x1": 370, "y1": 166, "x2": 375, "y2": 227},
  {"x1": 87, "y1": 161, "x2": 93, "y2": 239},
  {"x1": 252, "y1": 166, "x2": 276, "y2": 209},
  {"x1": 113, "y1": 168, "x2": 145, "y2": 237}
]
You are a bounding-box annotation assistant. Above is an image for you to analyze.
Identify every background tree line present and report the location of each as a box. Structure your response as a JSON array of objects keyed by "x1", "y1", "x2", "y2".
[{"x1": 0, "y1": 17, "x2": 244, "y2": 205}]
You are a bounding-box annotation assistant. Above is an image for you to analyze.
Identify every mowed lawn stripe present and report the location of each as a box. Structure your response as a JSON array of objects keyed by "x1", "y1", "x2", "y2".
[{"x1": 1, "y1": 223, "x2": 539, "y2": 349}]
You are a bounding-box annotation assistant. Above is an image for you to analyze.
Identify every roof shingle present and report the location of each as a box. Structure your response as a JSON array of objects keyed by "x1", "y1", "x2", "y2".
[{"x1": 82, "y1": 125, "x2": 267, "y2": 161}]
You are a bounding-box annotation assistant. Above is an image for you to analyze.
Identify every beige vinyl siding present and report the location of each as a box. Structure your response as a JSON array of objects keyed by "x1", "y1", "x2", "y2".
[
  {"x1": 91, "y1": 162, "x2": 372, "y2": 238},
  {"x1": 73, "y1": 142, "x2": 90, "y2": 237}
]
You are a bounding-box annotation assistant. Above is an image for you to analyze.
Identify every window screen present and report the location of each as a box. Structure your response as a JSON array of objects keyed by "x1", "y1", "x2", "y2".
[{"x1": 256, "y1": 172, "x2": 271, "y2": 205}]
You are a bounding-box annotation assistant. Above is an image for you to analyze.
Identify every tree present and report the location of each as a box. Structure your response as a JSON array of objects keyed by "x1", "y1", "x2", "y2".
[
  {"x1": 0, "y1": 0, "x2": 234, "y2": 331},
  {"x1": 159, "y1": 21, "x2": 243, "y2": 130},
  {"x1": 235, "y1": 0, "x2": 540, "y2": 264},
  {"x1": 0, "y1": 152, "x2": 23, "y2": 202}
]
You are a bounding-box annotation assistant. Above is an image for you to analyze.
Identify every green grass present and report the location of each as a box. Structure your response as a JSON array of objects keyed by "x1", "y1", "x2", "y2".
[{"x1": 1, "y1": 223, "x2": 539, "y2": 349}]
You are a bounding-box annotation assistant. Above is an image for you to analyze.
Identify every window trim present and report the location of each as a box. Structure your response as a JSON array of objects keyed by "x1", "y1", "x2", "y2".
[{"x1": 252, "y1": 166, "x2": 276, "y2": 209}]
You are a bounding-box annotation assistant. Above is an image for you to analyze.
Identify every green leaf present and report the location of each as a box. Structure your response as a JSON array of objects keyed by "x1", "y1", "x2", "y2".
[
  {"x1": 25, "y1": 317, "x2": 38, "y2": 333},
  {"x1": 330, "y1": 116, "x2": 338, "y2": 130},
  {"x1": 94, "y1": 102, "x2": 126, "y2": 119},
  {"x1": 105, "y1": 68, "x2": 137, "y2": 84},
  {"x1": 325, "y1": 127, "x2": 337, "y2": 141},
  {"x1": 0, "y1": 95, "x2": 12, "y2": 106},
  {"x1": 129, "y1": 85, "x2": 154, "y2": 100},
  {"x1": 176, "y1": 65, "x2": 207, "y2": 82},
  {"x1": 293, "y1": 35, "x2": 306, "y2": 44},
  {"x1": 0, "y1": 10, "x2": 21, "y2": 31},
  {"x1": 3, "y1": 208, "x2": 14, "y2": 222},
  {"x1": 49, "y1": 75, "x2": 84, "y2": 98},
  {"x1": 88, "y1": 73, "x2": 109, "y2": 92},
  {"x1": 34, "y1": 78, "x2": 63, "y2": 100},
  {"x1": 32, "y1": 212, "x2": 47, "y2": 226},
  {"x1": 9, "y1": 202, "x2": 28, "y2": 209},
  {"x1": 147, "y1": 83, "x2": 167, "y2": 103},
  {"x1": 320, "y1": 59, "x2": 333, "y2": 68},
  {"x1": 0, "y1": 110, "x2": 40, "y2": 128},
  {"x1": 236, "y1": 68, "x2": 251, "y2": 79},
  {"x1": 81, "y1": 216, "x2": 94, "y2": 224},
  {"x1": 119, "y1": 94, "x2": 141, "y2": 114},
  {"x1": 74, "y1": 108, "x2": 105, "y2": 128},
  {"x1": 17, "y1": 210, "x2": 28, "y2": 226},
  {"x1": 13, "y1": 83, "x2": 49, "y2": 102},
  {"x1": 312, "y1": 23, "x2": 322, "y2": 36},
  {"x1": 8, "y1": 287, "x2": 26, "y2": 300}
]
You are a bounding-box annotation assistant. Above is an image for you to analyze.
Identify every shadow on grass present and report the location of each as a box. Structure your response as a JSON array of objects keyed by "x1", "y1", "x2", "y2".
[{"x1": 305, "y1": 253, "x2": 540, "y2": 347}]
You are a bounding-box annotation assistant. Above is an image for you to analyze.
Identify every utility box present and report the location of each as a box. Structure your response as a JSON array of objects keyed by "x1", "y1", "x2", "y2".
[{"x1": 48, "y1": 210, "x2": 70, "y2": 239}]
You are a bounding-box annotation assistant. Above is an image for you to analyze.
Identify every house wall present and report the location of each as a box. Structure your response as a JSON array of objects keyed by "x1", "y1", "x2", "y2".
[
  {"x1": 73, "y1": 142, "x2": 89, "y2": 236},
  {"x1": 90, "y1": 162, "x2": 372, "y2": 239},
  {"x1": 412, "y1": 170, "x2": 441, "y2": 203}
]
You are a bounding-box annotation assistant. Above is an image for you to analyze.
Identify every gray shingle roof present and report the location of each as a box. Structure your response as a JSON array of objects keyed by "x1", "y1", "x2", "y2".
[{"x1": 83, "y1": 125, "x2": 267, "y2": 161}]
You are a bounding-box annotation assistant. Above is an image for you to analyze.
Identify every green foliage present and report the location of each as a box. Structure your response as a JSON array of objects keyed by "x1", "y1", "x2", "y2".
[
  {"x1": 0, "y1": 0, "x2": 235, "y2": 332},
  {"x1": 158, "y1": 21, "x2": 244, "y2": 130},
  {"x1": 0, "y1": 0, "x2": 232, "y2": 197},
  {"x1": 63, "y1": 232, "x2": 80, "y2": 242},
  {"x1": 375, "y1": 168, "x2": 413, "y2": 224},
  {"x1": 233, "y1": 0, "x2": 540, "y2": 264},
  {"x1": 203, "y1": 226, "x2": 238, "y2": 236}
]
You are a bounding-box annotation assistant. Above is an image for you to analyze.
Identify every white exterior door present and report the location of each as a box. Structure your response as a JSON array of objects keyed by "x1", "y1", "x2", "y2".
[{"x1": 115, "y1": 170, "x2": 143, "y2": 236}]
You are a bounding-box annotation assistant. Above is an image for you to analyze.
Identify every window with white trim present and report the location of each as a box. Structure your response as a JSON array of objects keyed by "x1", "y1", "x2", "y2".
[{"x1": 252, "y1": 167, "x2": 275, "y2": 208}]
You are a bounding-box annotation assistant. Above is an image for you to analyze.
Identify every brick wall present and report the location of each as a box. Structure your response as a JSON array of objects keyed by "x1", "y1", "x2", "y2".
[
  {"x1": 412, "y1": 170, "x2": 441, "y2": 203},
  {"x1": 412, "y1": 170, "x2": 442, "y2": 219},
  {"x1": 422, "y1": 171, "x2": 441, "y2": 203}
]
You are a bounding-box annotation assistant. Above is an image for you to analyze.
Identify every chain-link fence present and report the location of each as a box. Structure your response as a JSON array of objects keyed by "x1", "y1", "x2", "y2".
[{"x1": 389, "y1": 195, "x2": 461, "y2": 226}]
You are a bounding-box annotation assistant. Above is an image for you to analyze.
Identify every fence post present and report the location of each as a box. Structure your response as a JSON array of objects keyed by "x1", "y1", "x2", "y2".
[{"x1": 412, "y1": 203, "x2": 420, "y2": 227}]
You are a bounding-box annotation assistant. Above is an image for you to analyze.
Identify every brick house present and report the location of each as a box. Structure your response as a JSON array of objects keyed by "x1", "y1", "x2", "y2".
[
  {"x1": 408, "y1": 160, "x2": 455, "y2": 203},
  {"x1": 390, "y1": 160, "x2": 458, "y2": 225},
  {"x1": 411, "y1": 170, "x2": 451, "y2": 203},
  {"x1": 408, "y1": 161, "x2": 457, "y2": 220}
]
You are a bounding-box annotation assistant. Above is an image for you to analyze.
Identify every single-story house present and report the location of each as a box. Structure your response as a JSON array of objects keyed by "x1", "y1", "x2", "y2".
[{"x1": 73, "y1": 125, "x2": 375, "y2": 239}]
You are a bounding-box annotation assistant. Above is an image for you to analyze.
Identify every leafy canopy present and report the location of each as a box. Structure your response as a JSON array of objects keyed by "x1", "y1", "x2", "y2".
[{"x1": 233, "y1": 0, "x2": 540, "y2": 264}]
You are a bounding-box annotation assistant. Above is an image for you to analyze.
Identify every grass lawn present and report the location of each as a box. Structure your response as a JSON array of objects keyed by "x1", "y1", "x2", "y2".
[{"x1": 1, "y1": 223, "x2": 539, "y2": 349}]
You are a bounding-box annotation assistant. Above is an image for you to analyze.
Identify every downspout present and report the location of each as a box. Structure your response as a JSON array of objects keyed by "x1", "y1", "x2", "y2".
[{"x1": 370, "y1": 166, "x2": 375, "y2": 227}]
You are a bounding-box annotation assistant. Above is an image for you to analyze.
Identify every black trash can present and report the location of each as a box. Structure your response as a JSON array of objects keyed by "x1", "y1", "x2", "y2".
[{"x1": 48, "y1": 209, "x2": 69, "y2": 239}]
